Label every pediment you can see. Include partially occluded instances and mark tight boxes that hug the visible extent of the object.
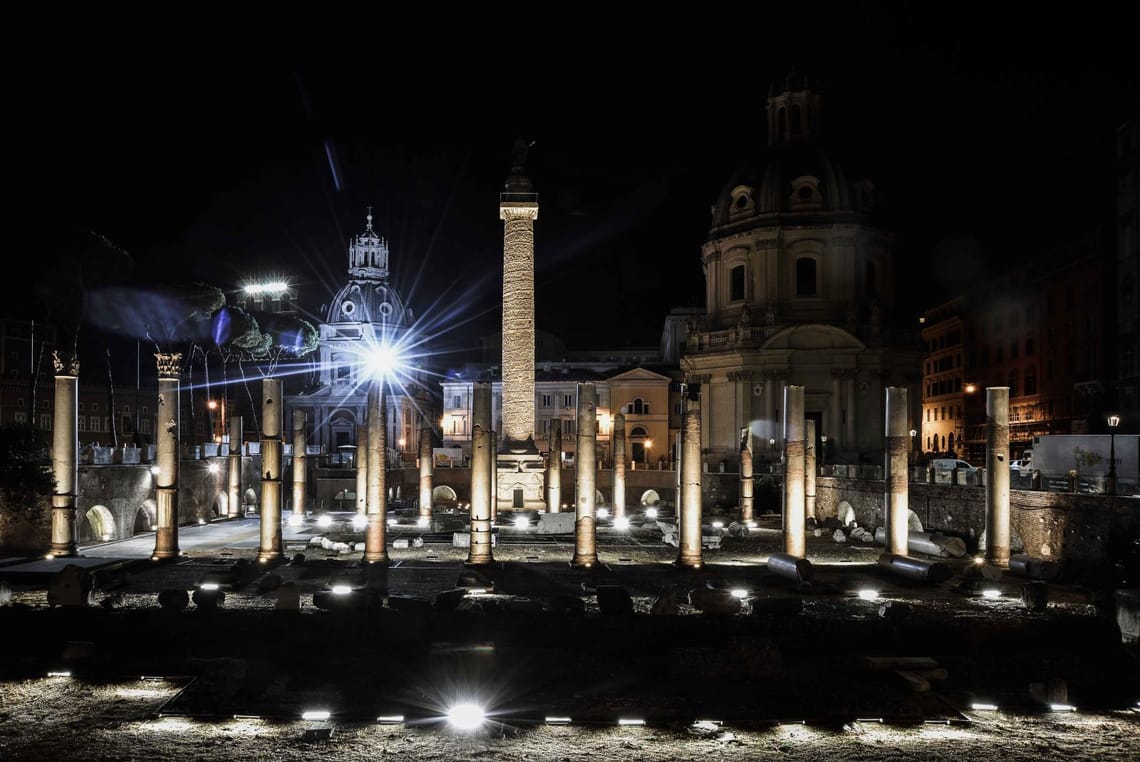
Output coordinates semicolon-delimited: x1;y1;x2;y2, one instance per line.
760;324;864;351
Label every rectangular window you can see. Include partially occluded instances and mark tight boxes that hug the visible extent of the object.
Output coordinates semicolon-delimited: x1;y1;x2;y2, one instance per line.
92;401;99;411
78;416;87;432
564;419;575;436
541;394;552;408
122;415;132;433
78;402;85;412
14;411;26;424
1010;341;1019;359
564;394;574;408
730;264;745;301
41;414;51;429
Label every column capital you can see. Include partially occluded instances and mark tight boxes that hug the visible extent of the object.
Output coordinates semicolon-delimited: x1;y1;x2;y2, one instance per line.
155;352;183;378
52;350;79;377
499;202;539;221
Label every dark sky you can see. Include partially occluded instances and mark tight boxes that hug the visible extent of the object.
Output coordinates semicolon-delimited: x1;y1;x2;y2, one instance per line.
14;7;1139;360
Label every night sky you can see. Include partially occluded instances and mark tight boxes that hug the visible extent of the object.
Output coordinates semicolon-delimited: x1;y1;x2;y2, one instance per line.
14;8;1138;363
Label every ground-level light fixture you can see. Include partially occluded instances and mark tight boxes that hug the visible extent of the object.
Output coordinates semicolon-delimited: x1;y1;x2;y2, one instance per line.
981;588;1002;599
301;709;330;721
376;715;404;724
613;516;630;531
730;588;749;599
971;703;999;711
711;521;724;529
288;513;304;527
317;514;333;528
331;585;353;595
645;507;658;519
513;515;529;529
352;514;368;530
199;582;220;591
447;702;486;731
857;589;880;601
417;516;430;528
618;718;645;726
545;716;572;725
1050;704;1077;712
597;508;610;519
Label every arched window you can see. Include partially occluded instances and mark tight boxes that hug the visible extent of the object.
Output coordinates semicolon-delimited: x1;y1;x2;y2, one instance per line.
633;398;645;415
730;264;745;301
948;433;955;451
795;257;818;296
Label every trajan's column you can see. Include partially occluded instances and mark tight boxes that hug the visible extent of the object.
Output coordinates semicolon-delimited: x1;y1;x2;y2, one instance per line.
497;138;545;511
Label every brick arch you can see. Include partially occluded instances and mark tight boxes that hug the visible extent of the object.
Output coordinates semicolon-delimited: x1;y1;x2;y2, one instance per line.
79;505;117;543
133;499;157;535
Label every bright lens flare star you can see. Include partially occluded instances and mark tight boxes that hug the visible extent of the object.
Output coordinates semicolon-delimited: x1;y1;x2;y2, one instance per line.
366;344;401;378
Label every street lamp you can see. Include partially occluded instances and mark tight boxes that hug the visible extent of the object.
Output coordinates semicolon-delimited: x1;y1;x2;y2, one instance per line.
909;428;917;465
1107;414;1120;496
820;435;828;469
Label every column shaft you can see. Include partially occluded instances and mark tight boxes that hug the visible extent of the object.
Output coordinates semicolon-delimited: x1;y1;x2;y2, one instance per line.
355;424;367;514
546;419;562;513
678;389;704;567
291;409;307;517
419;416;433;523
985;387;1011;567
257;378;284;563
885;387;909;556
227;415;242;518
572;381;598;567
782;385;806;557
613;412;626;519
152;354;182;561
468;381;493;564
364;381;389;564
740;427;754;523
50;368;79;557
804;418;816;521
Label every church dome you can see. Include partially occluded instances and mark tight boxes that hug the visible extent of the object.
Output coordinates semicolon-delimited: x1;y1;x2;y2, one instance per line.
325;211;413;328
709;72;865;232
710;140;855;229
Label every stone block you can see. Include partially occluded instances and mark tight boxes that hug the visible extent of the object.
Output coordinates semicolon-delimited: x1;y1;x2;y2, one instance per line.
596;585;633;616
537;512;575;534
47;564;94;608
1115;588;1140;645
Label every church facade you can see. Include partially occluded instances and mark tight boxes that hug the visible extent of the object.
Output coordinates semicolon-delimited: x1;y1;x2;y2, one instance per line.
286;212;432;470
681;73;923;467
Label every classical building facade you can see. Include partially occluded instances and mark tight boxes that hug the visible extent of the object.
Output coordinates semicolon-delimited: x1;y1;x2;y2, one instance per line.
681;73;923;467
921;238;1112;462
286;212;431;466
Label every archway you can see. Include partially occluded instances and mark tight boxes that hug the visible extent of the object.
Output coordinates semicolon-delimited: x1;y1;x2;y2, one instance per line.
432;485;458;506
133;499;158;535
79;505;117;543
211;492;227;518
243;488;258;510
630;426;649;465
640;489;661;506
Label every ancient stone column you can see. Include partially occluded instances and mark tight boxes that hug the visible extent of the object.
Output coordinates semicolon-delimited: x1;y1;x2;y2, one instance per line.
364;380;389;564
227;415;242;518
782;385;806;558
291;409;307;519
613;412;627;520
572;381;598;568
677;386;703;568
489;425;498;521
151;352;183;561
496;144;545;509
499;168;539;450
885;387;909;556
256;377;284;563
49;352;79;558
804;419;816;522
985;386;1011;568
419;415;433;525
468;381;494;565
546;418;562;513
739;426;754;524
355;424;367;515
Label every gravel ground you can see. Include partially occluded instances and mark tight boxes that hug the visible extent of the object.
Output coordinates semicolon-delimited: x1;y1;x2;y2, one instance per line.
2;517;1139;760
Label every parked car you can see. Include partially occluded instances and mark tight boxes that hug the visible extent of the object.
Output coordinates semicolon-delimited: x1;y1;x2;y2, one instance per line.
932;458;979;473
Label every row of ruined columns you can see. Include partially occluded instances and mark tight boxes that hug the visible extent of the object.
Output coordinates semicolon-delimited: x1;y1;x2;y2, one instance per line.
47;355;1015;572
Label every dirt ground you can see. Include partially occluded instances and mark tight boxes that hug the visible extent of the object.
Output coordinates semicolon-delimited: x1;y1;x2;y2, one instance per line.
2;517;1139;760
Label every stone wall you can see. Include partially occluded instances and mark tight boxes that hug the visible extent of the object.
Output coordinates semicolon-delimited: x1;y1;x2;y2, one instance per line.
4;457;1134;571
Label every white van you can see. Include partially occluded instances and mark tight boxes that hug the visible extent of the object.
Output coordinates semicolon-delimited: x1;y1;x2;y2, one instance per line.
932;458;979;473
